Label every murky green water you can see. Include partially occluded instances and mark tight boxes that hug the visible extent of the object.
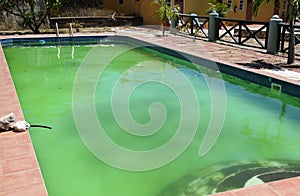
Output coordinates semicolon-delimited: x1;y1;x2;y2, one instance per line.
4;43;300;196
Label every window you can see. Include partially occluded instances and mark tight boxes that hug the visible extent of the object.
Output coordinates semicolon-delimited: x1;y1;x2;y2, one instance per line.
165;0;171;6
118;0;124;5
227;0;232;9
239;0;244;10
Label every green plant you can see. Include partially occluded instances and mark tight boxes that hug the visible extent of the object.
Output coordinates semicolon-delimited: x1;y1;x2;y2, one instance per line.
151;0;180;36
205;0;230;17
0;0;61;33
252;0;281;16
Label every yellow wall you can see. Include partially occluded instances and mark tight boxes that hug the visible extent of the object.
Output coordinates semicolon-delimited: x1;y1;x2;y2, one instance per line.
103;0;160;25
225;0;285;21
139;0;161;25
253;1;275;21
225;0;246;20
103;0;287;25
253;0;287;21
183;0;210;16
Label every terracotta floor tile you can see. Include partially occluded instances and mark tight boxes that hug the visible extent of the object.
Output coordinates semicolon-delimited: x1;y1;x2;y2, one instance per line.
0;133;30;149
0;184;47;196
2;156;39;174
0;43;47;195
232;184;278;196
0;144;32;160
268;177;300;195
0;169;44;193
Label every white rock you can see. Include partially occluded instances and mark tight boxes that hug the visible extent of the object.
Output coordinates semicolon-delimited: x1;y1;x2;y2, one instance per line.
13;121;30;132
0;113;16;131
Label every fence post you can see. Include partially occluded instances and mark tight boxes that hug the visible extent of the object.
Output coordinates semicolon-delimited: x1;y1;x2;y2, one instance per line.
208;10;219;42
267;15;282;54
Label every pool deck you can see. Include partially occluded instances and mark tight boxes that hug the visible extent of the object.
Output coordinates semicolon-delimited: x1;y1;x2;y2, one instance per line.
0;46;48;195
0;27;300;195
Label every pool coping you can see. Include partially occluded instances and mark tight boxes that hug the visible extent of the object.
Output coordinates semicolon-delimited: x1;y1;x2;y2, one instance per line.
0;31;300;195
0;44;48;195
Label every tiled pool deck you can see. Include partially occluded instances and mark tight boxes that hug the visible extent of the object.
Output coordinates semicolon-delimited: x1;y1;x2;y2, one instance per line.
0;45;47;195
0;27;300;195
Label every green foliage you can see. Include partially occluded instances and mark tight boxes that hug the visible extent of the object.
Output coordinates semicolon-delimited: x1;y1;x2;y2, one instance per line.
252;0;265;16
0;0;61;33
152;0;180;25
290;0;300;17
252;0;281;16
49;0;62;14
205;0;230;17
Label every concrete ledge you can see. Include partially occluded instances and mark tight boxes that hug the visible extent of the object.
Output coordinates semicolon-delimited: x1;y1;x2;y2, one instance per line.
49;16;143;29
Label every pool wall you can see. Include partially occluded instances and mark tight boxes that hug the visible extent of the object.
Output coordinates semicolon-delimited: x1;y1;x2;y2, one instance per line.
2;35;299;98
124;36;300;98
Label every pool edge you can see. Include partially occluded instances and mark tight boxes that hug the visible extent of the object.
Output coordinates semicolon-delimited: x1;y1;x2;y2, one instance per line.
0;43;48;196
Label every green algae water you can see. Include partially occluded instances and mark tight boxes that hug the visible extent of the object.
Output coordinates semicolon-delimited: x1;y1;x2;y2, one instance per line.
4;43;300;195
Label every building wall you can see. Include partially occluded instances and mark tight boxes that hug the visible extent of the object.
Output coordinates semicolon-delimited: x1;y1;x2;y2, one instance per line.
224;0;285;21
103;0;136;15
226;0;246;20
139;0;161;25
253;2;275;21
183;0;210;16
103;0;287;25
103;0;160;25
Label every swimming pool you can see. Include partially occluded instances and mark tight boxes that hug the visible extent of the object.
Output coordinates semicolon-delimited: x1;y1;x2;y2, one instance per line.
3;37;300;195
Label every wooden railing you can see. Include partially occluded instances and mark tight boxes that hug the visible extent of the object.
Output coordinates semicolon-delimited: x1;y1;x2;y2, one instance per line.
174;14;300;55
176;14;209;38
216;18;269;49
279;23;300;52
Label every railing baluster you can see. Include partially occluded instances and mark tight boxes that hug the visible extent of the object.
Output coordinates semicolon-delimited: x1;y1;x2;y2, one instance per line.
238;22;242;44
177;13;209;38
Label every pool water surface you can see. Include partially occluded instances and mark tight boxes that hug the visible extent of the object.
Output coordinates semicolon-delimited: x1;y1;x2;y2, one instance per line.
4;42;300;195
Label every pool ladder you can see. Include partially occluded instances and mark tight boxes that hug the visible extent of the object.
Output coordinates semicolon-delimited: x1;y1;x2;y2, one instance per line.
55;23;75;59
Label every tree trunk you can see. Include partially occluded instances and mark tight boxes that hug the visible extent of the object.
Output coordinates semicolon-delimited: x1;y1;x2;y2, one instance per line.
161;23;165;36
273;0;280;15
287;4;295;64
287;19;295;64
246;0;252;20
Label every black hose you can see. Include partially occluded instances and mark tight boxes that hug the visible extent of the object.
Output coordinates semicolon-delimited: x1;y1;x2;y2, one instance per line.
30;125;52;129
